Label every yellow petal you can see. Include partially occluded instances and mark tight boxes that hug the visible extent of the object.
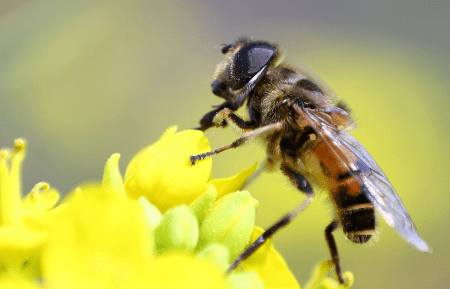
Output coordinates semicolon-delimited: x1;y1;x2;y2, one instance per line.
303;260;354;289
42;186;153;289
242;227;301;289
124;127;212;212
227;272;264;289
124;126;178;191
0;221;47;279
0;271;43;289
209;162;257;200
303;260;333;289
146;253;226;289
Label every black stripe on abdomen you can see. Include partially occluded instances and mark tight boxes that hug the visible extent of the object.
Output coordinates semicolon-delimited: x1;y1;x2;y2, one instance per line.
340;206;375;243
334;185;376;244
334;184;372;209
341;207;375;233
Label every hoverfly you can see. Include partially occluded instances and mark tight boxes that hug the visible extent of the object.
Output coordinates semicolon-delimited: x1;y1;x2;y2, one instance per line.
190;37;431;283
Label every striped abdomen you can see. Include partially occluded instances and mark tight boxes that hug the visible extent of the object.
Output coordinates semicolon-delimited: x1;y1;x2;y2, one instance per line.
333;180;375;243
306;141;376;243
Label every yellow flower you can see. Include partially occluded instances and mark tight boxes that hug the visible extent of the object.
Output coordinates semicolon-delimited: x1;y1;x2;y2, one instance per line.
41;184;227;289
303;260;354;289
39;152;229;288
0;130;354;288
123;126;257;212
0;273;43;289
120;127;350;288
241;227;302;289
0;139;59;285
241;228;354;289
42;185;151;288
146;253;226;289
98;130;293;288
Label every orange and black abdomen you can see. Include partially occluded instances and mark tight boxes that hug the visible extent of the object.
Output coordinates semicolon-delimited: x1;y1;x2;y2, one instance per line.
310;141;375;243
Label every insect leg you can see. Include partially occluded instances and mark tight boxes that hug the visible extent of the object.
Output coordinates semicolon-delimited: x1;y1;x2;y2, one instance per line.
227;165;314;273
325;220;345;284
214;108;259;133
190;122;283;165
194;101;239;131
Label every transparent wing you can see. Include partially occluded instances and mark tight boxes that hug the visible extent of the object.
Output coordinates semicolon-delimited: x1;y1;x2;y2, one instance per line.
297;105;431;253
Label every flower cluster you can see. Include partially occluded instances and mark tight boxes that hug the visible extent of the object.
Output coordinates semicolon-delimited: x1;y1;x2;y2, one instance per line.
0;127;353;289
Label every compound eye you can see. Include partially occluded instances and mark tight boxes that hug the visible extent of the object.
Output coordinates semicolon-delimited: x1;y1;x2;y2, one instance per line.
227;43;277;91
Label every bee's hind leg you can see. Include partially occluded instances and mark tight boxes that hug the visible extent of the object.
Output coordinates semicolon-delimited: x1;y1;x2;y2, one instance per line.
325;220;345;284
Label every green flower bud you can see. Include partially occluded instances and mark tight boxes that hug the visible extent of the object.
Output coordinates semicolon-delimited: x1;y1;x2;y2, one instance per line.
155;205;199;252
196;191;258;261
227;272;264;289
196;243;230;272
137;196;163;230
189;184;217;224
137;196;162;255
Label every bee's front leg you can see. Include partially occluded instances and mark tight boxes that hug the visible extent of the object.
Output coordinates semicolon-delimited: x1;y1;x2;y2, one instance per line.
194;105;229;131
213;107;259;134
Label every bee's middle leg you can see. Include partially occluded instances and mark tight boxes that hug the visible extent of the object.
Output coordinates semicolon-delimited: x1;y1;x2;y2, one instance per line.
226;164;314;273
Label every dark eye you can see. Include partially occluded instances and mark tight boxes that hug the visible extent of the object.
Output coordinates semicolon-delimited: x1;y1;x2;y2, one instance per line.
227;43;277;90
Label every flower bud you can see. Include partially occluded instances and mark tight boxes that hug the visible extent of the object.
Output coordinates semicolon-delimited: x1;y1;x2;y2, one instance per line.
137;196;163;230
227;272;264;289
196;191;258;261
189;184;217;224
197;243;229;272
124;127;212;213
101;153;126;197
155;205;199;252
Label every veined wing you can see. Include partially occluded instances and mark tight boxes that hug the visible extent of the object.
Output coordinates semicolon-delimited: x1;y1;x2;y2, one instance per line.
296;105;431;253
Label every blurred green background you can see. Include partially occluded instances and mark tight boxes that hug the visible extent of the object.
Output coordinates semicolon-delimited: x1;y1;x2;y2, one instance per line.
1;0;449;288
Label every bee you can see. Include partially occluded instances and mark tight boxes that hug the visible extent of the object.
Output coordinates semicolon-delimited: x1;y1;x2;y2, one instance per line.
190;37;431;283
